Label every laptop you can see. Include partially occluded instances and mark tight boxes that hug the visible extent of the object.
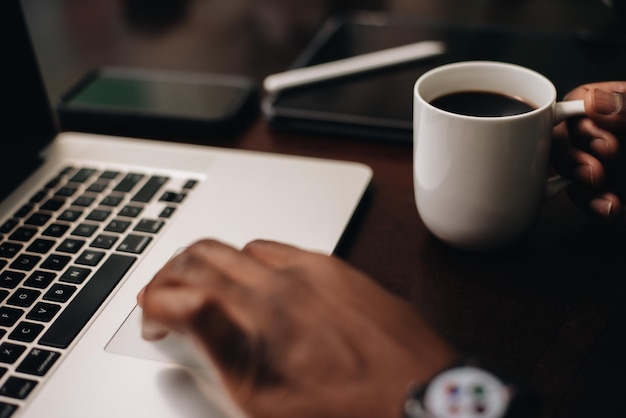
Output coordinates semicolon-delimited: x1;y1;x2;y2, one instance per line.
0;1;372;417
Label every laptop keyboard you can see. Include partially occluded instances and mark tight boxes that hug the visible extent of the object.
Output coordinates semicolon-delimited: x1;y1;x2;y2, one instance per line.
0;165;199;417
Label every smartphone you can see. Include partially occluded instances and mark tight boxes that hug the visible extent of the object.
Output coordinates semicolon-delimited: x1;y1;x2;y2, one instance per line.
263;12;626;143
58;67;257;140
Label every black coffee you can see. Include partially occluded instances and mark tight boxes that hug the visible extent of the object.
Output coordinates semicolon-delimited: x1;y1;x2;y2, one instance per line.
430;90;536;117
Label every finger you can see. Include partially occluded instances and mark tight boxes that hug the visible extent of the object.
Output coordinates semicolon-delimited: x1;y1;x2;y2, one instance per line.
147;240;257;294
141;318;171;341
136;286;146;308
242;239;316;269
585;87;626;132
566;117;620;160
551;140;606;188
183;239;276;288
140;284;260;380
141;241;261;339
137;286;174;340
140;286;198;341
141;284;254;346
567;186;625;225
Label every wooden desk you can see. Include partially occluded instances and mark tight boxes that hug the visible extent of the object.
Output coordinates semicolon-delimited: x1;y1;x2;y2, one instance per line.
23;1;626;416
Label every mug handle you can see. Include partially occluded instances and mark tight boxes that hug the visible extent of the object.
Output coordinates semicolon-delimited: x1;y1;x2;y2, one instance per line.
545;99;587;198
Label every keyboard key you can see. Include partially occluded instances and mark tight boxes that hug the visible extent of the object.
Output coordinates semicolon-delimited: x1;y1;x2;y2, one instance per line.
40;198;66;212
114;173;144;193
0;376;37;399
57;208;83;222
8;227;38;242
27;302;61;322
100;170;119;179
86;181;108;193
9;254;41;271
98;171;119;181
91;234;118;250
9;321;44;343
86;209;111;222
117;234;152;254
72;195;96;207
24;212;50;226
44;176;62;189
24;271;56;289
55;186;77;197
42;223;69;237
0;307;24;327
26;238;55;254
0;242;23;259
0;271;26;289
75;250;105;267
60;266;91;284
0;342;26;364
68;168;96;183
0;401;18;417
14;203;34;219
131;176;168;203
71;223;98;237
43;284;77;303
39;254;136;348
0;218;18;234
105;219;131;233
134;219;164;234
118;205;143;218
183;179;198;189
17;348;61;376
159;191;186;203
100;195;124;207
0;290;8;303
30;189;49;203
159;206;176;218
6;288;41;308
40;254;71;271
57;238;86;254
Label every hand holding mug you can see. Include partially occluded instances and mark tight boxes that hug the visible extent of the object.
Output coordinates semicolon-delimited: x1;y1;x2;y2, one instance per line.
413;61;587;251
551;81;626;229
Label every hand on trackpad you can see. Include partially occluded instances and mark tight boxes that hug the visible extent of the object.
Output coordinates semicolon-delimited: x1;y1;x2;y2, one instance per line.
106;305;212;370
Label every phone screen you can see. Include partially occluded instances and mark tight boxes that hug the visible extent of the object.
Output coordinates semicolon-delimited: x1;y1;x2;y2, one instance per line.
66;69;253;121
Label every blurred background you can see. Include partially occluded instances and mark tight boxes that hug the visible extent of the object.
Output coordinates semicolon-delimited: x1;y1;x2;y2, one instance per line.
21;0;626;109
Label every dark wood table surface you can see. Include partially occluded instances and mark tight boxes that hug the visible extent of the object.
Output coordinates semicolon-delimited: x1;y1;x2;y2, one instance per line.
22;0;626;416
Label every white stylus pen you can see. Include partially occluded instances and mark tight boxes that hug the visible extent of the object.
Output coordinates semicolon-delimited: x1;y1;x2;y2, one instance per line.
263;40;446;93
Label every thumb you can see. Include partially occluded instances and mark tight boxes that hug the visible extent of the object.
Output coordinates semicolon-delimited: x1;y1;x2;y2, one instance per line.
585;88;626;131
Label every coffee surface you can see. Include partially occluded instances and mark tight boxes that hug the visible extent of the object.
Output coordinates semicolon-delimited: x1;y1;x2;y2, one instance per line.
430;91;536;117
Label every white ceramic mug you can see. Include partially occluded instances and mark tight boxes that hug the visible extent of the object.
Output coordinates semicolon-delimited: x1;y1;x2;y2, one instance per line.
413;61;586;251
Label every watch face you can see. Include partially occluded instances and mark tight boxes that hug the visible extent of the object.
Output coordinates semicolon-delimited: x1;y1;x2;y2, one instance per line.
423;367;509;418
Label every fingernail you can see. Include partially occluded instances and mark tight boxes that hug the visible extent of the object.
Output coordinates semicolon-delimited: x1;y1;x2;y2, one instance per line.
141;319;170;341
593;89;623;115
590;198;613;218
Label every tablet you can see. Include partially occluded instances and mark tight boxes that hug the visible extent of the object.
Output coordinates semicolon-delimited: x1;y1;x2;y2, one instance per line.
262;12;626;143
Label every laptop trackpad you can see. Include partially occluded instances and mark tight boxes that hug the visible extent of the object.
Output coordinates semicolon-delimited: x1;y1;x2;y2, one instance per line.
106;305;211;370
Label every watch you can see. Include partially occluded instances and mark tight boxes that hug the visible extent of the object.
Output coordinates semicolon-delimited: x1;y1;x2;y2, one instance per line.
403;361;518;418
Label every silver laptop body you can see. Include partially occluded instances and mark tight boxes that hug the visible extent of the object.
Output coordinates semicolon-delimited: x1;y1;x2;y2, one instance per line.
0;2;371;416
